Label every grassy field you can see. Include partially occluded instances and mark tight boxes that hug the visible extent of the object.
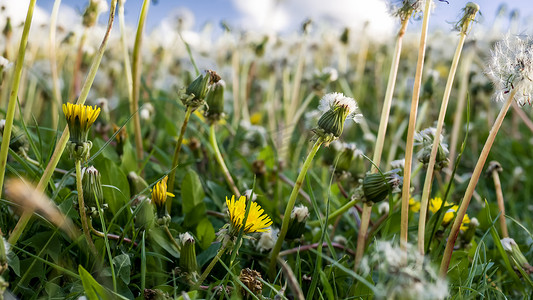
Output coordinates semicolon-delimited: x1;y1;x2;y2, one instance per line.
0;0;532;299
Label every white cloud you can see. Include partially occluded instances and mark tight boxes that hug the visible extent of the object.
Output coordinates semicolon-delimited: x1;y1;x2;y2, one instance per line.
231;0;395;38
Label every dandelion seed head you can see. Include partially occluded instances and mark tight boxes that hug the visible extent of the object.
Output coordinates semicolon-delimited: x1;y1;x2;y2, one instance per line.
290;205;309;222
318;92;363;123
486;35;533;105
501;237;516;252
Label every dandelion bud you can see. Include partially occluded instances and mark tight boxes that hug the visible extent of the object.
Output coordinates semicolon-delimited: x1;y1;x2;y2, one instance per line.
2;17;12;40
414;127;449;170
181;70;219;109
362;169;402;204
151;176;174;224
0;56;12;77
335;143;358;175
179;232;198;275
204;80;225;123
501;237;533;273
63;103;100;162
256;228;278;252
314;93;362;145
82;166;104;217
239;268;263;296
340;27;349;45
286;205;309;240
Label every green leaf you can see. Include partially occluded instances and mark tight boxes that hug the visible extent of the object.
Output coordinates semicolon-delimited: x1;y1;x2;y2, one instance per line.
176;290;198;300
181;169;205;214
196;218;215;250
78;265;113;300
113;254;131;284
7;251;20;276
148;227;180;258
120;141;137;174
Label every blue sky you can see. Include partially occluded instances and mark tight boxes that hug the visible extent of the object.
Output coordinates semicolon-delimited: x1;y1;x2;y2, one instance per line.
35;0;533;35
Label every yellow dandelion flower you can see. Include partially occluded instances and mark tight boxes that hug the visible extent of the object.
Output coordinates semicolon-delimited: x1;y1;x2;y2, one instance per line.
428;197;454;214
151;176;175;209
62;103;101;144
226;195;272;234
460;214;471;232
442;205;459;225
409;198;421;213
250;112;262;125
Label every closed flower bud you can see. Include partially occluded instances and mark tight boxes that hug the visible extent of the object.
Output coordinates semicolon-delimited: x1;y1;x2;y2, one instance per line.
179;232;198;275
501;237;533;273
362;169;402;204
82;0;108;28
286;205;309;240
181;70;219;109
0;234;9;274
415;127;449;170
335;143;360;175
82;166;104;216
314;93;362;145
2;17;12;40
205;80;225;123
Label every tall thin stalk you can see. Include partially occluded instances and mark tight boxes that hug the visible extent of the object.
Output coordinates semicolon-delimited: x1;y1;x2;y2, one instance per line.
209;124;240;197
48;0;62;130
354;202;372;270
167;106;194;204
268;139;323;277
446;50;474;182
119;0;134;123
371;18;409;172
131;0;150;169
418;17;474;253
440;88;517;276
8;0;118;245
400;0;432;246
0;0;36;197
75;160;97;254
489;162;508;238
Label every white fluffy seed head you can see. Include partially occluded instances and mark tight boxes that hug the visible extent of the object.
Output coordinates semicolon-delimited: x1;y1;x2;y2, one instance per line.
318;92;363;123
486;35;533;106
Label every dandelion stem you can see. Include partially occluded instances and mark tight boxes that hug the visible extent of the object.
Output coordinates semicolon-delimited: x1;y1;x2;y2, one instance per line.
268;138;323;278
194;241;229;288
418;28;468;254
371;18;409;172
89;219;138;246
119;0;134;130
400;0;432;247
167;105;194;203
7;0;117;246
209;124;240;197
308;198;358;227
491;166;508;238
354;202;372;270
440;88;517;277
75;159;97;254
0;0;36;198
447;50;474;182
131;0;150;170
48;0;62;130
